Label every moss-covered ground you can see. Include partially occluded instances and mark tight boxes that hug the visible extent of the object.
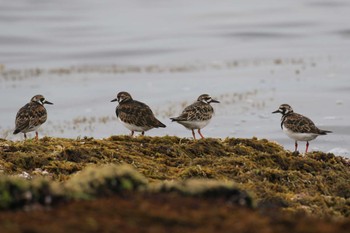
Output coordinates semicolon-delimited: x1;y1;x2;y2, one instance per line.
0;136;349;232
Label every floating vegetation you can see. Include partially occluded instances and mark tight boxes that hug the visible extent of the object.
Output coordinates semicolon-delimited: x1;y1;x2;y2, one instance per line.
0;56;321;81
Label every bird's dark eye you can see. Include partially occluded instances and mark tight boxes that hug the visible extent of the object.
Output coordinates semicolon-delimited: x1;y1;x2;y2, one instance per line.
40;98;45;102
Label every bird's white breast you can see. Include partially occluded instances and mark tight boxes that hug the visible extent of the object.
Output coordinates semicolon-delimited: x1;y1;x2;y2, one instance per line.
118;117;151;132
176;120;211;130
282;127;319;141
22;124;41;133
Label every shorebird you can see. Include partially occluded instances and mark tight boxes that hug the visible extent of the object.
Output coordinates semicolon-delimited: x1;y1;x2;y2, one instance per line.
272;104;332;153
13;94;53;140
170;94;219;139
111;91;166;136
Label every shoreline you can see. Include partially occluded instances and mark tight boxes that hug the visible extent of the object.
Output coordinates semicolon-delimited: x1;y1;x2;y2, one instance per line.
0;136;349;232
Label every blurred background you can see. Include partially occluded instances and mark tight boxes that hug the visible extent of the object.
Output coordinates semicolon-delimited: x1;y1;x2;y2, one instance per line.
0;0;349;156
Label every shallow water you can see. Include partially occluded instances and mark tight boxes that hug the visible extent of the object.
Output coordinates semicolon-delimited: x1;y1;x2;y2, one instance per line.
0;0;349;157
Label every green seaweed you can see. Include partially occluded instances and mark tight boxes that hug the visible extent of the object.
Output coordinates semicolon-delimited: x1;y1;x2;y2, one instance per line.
64;164;148;199
0;136;349;218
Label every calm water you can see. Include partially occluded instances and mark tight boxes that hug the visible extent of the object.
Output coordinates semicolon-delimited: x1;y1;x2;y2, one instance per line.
0;0;349;157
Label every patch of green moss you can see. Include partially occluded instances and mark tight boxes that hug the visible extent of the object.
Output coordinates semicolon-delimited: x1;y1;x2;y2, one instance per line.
0;136;349;218
44;160;83;179
182;138;228;158
0;176;29;209
150;179;254;208
224;137;284;155
64;164;148;199
0;164;255;211
0;176;61;210
179;165;217;179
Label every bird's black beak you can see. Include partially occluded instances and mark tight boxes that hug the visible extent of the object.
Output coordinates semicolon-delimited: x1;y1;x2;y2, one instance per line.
211;99;220;103
111;98;118;102
272;110;280;114
44;100;53;105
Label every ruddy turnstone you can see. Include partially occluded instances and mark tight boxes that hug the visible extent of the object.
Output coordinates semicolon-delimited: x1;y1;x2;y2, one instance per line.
170;94;219;139
272;104;332;153
111;91;166;136
13;94;53;140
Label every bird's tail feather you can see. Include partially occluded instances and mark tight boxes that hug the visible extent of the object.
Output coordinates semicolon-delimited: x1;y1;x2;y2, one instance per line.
13;129;21;134
319;130;332;135
156;120;166;128
170;117;182;122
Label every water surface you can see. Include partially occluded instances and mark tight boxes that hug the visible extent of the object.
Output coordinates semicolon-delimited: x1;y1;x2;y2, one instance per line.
0;0;349;157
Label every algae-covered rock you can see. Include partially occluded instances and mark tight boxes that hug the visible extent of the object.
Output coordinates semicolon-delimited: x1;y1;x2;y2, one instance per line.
0;176;61;210
150;179;254;208
0;176;29;209
0;136;349;218
64;164;148;199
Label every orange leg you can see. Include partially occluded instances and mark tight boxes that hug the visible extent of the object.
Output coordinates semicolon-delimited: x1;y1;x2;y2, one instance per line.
35;132;39;140
305;141;309;153
198;129;205;139
191;129;196;140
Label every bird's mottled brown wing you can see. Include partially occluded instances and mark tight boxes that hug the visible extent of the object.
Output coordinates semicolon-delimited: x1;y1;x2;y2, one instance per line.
14;103;31;133
117;100;165;128
283;113;321;134
15;103;47;133
172;102;214;121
